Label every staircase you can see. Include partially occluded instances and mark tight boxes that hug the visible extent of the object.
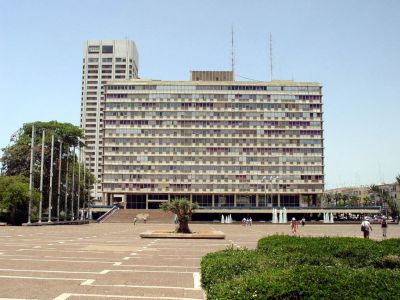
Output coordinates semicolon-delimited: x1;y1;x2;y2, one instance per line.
103;209;175;223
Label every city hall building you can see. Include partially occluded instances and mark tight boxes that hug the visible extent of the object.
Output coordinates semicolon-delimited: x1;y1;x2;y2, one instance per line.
102;71;324;212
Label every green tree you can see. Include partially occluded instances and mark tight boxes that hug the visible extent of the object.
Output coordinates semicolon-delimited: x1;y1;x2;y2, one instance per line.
0;176;39;224
369;185;399;218
160;198;199;233
349;195;360;206
1;121;94;221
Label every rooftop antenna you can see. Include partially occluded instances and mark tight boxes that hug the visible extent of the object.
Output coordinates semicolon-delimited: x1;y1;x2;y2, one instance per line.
269;32;273;81
231;26;235;80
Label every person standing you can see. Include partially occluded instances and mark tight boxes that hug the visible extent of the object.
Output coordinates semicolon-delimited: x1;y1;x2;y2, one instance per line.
301;217;306;227
361;217;373;239
381;217;388;238
133;217;137;226
290;218;298;234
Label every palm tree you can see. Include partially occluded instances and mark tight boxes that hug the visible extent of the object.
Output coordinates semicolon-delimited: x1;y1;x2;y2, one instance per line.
369;185;399;218
160;198;199;233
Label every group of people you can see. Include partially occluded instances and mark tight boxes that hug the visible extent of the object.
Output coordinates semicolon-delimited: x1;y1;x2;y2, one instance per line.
242;217;252;226
361;217;388;239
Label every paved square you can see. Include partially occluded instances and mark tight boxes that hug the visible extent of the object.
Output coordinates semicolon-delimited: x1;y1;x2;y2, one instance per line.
0;222;399;299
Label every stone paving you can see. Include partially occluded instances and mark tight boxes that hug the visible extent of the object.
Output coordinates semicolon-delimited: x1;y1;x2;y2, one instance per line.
0;222;399;300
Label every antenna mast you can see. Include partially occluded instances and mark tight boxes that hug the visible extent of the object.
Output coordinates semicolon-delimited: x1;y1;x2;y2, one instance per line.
231;26;235;79
269;32;273;81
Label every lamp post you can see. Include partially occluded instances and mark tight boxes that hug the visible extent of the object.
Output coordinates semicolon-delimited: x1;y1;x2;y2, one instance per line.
28;124;35;224
262;176;280;207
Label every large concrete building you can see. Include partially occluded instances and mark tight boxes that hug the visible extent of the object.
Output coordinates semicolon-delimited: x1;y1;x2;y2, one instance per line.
80;40;139;200
101;71;325;211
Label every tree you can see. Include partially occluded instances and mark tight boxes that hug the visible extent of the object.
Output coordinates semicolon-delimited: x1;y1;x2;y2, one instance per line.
160;198;199;233
369;185;399;218
0;175;39;224
1;121;94;221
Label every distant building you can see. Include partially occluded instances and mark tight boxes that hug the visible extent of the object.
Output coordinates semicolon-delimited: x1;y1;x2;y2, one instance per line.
80;40;139;200
102;71;324;210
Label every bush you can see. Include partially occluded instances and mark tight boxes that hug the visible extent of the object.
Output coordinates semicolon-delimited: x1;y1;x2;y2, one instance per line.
201;248;267;294
207;266;400;300
201;235;400;299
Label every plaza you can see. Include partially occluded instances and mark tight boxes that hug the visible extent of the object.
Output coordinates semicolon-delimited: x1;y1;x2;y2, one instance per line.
0;223;399;299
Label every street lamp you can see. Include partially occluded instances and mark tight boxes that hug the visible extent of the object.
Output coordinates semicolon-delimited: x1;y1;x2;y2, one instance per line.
262;176;280;207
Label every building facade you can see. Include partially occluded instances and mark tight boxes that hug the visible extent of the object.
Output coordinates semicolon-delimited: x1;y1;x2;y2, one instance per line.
102;72;324;209
80;40;139;200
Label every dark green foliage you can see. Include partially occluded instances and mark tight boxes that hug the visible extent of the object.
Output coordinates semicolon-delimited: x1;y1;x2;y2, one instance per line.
201;235;400;299
160;198;198;233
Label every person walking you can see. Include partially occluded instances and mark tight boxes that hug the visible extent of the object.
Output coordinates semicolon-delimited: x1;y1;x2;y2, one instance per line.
381;217;388;238
301;217;306;227
290;217;298;234
361;217;373;239
133;217;137;226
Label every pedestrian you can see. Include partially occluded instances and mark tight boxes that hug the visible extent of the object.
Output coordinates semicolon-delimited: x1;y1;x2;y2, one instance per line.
144;216;147;224
242;218;246;226
133;217;137;226
290;217;298;234
361;217;373;239
301;217;306;227
381;217;388;238
249;217;252;226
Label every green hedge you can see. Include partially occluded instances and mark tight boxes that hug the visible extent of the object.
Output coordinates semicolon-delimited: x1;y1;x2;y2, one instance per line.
201;235;400;299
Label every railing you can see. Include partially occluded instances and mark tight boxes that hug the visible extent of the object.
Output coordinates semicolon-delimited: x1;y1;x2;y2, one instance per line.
97;205;119;223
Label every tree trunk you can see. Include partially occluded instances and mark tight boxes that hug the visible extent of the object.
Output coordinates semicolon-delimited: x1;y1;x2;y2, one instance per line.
177;219;191;233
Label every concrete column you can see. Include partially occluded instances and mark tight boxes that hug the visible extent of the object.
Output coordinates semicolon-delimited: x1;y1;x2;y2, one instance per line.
145;194;149;209
190;194;193;203
278;194;281;208
122;194;127;209
168;194;171;201
212;194;215;207
234;194;237;207
256;194;259;207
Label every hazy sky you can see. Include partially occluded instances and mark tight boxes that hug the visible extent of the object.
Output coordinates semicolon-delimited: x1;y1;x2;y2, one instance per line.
0;0;399;189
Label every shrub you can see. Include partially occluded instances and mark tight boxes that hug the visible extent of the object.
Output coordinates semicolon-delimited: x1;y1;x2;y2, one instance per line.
208;266;400;300
202;235;400;299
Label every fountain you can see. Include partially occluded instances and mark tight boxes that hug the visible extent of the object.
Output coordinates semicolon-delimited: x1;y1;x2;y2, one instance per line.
221;215;225;224
283;207;287;223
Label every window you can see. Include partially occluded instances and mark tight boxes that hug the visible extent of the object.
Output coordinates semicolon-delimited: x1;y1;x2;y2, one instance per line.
102;45;113;53
88;46;99;53
102;58;112;63
88;58;98;63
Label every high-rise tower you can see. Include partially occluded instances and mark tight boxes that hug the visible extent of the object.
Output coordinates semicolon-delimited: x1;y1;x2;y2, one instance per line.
80;40;139;201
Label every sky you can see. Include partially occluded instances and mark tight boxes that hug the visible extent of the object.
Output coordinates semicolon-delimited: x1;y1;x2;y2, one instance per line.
0;0;399;189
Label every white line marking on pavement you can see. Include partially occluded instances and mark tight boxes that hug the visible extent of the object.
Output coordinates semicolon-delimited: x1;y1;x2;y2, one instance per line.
99;270;110;274
83;283;200;291
193;272;201;290
0;298;39;300
33;246;41;249
54;293;202;300
105;269;195;274
81;279;96;285
114;264;199;269
0;268;105;275
113;262;122;266
130;252;137;255
0;258;117;264
123;257;130;260
53;294;72;300
0;275;89;282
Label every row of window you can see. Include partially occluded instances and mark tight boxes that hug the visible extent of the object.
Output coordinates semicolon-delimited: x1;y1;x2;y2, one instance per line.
104;154;322;163
104;165;323;172
103;126;322;136
105;101;321;110
102;119;321;128
106;85;321;92
104;111;322;119
103;182;323;191
105;93;321;102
